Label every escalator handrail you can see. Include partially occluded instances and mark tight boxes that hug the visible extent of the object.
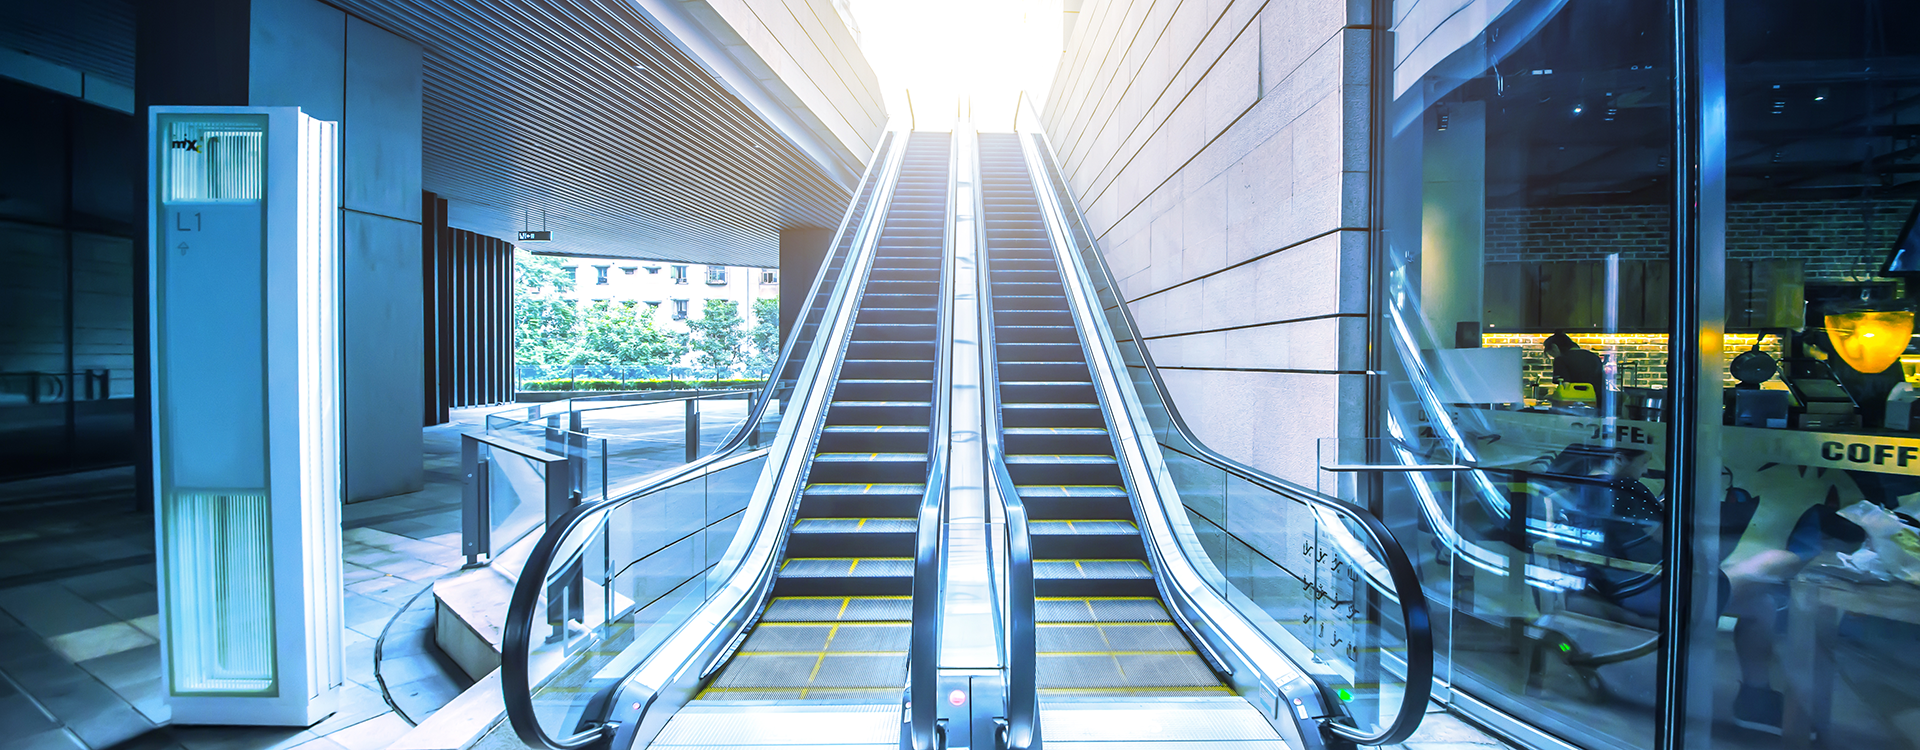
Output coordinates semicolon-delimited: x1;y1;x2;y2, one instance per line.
988;451;1039;750
501;131;899;750
908;130;958;750
973;134;1039;750
1017;123;1433;747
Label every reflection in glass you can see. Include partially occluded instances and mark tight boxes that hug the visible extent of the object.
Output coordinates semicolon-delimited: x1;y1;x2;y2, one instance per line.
1712;4;1920;749
1381;0;1675;747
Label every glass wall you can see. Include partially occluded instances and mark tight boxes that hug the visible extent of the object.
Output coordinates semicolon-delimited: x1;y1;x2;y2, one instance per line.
1379;1;1676;749
1378;0;1920;749
0;78;140;480
1705;3;1920;749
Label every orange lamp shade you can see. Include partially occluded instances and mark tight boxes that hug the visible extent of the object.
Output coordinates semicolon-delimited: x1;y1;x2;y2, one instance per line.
1824;310;1915;374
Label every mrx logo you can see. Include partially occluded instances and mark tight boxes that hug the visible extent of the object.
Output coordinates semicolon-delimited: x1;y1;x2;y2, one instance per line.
170;138;200;152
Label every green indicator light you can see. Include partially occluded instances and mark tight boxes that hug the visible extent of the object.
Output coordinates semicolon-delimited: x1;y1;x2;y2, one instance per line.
1560;643;1572;653
1337;689;1353;701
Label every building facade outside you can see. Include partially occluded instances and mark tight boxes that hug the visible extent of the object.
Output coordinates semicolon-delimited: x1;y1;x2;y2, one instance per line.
553;258;778;330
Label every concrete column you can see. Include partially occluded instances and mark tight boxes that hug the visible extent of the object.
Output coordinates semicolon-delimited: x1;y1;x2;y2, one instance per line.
139;0;425;502
778;226;833;345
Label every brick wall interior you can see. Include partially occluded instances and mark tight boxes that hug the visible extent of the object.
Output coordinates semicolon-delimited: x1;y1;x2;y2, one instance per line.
1485;198;1913;281
1480;332;1783;394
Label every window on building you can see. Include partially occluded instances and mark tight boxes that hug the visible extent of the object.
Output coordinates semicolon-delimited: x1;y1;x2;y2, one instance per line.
645;265;661;274
621;266;637;275
705;266;728;285
671;299;688;320
593;266;609;285
761;270;778;284
671;265;688;284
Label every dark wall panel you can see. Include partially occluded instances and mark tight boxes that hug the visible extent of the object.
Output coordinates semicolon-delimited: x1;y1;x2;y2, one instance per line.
422;191;513;424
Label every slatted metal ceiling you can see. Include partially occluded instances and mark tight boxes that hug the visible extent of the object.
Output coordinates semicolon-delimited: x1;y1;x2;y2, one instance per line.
331;0;856;267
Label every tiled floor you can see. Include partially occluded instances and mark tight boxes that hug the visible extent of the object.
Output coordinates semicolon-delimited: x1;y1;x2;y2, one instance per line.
0;408;489;750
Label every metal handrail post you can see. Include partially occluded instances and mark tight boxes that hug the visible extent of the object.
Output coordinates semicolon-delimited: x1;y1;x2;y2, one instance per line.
461;433;490;566
685;397;700;462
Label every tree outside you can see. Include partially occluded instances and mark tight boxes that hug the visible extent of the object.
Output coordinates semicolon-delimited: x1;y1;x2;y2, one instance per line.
747;298;780;374
687;299;747;380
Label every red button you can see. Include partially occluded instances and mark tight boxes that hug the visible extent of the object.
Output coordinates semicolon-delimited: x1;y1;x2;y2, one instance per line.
948;689;967;706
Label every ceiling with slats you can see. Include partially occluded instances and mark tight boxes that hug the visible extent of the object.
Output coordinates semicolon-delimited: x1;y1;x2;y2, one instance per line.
331;0;859;267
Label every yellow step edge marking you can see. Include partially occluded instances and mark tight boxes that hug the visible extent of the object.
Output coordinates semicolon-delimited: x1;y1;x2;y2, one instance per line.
735;650;908;657
1036;650;1201;657
1037;686;1233;694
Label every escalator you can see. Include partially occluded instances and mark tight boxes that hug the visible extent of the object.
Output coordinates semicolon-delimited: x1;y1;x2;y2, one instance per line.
978;132;1289;745
980;134;1226;703
646;132;952;745
499;122;1432;750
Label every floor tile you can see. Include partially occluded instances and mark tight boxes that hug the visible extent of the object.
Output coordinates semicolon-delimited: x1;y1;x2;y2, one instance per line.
168;726;315;750
343;597;397;638
278;737;347;750
306;682;389;737
0;729;86;750
0;584;119;639
55;570;152;602
318;712;408;750
64;701;153;749
0;686;59;734
77;644;161;690
46;622;156;664
127;615;161;639
93;591;158;620
340;565;382;585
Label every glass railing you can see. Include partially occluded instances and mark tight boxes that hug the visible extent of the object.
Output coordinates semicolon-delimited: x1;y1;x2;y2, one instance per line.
498;131;899;750
1022;127;1434;746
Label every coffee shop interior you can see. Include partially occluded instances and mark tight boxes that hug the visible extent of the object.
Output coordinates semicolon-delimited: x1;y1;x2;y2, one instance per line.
1370;0;1920;749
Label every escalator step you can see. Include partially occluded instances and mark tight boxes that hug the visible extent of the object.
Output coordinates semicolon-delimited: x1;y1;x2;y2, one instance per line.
1030;520;1137;535
780;557;913;578
1014;485;1128;497
792;518;917;534
1035;559;1153;580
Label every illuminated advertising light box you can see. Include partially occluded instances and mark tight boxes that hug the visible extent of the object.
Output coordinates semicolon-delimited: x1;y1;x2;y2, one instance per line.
148;107;342;726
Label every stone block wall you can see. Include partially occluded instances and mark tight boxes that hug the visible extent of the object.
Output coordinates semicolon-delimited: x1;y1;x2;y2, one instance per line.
1040;0;1371;487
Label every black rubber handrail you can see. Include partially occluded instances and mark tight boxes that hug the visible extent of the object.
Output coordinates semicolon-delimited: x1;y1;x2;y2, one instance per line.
1025;131;1434;747
974;136;1039;749
908;130;957;750
501;132;897;750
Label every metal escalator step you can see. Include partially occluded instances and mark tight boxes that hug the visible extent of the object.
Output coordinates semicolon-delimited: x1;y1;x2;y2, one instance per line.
804;483;925;495
1006;454;1118;465
1004;426;1105;434
811;452;926;462
1030;519;1138;535
1001;402;1099;410
1035;559;1153;580
761;595;911;622
1036;597;1174;624
791;518;917;534
1015;485;1128;497
780;558;913;578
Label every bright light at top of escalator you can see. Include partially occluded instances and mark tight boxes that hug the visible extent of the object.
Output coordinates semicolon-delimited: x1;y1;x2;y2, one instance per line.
852;0;1064;130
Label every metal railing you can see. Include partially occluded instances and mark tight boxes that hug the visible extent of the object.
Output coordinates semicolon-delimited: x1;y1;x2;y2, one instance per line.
461;389;764;567
1017;118;1434;746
